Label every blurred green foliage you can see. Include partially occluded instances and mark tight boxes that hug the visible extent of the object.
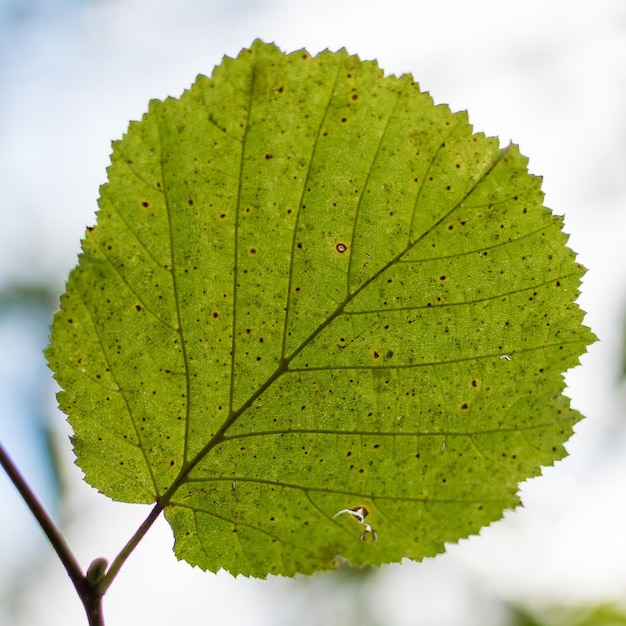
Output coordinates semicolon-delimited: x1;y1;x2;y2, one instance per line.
510;603;626;626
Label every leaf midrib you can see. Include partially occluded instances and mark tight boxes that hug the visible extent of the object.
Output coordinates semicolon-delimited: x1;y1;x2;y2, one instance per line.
154;50;511;511
158;149;512;510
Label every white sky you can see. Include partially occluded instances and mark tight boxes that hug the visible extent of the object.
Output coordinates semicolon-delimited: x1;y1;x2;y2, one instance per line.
1;0;625;624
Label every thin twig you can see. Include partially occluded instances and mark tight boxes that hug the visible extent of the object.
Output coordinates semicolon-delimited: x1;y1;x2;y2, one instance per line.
0;441;85;587
0;441;104;624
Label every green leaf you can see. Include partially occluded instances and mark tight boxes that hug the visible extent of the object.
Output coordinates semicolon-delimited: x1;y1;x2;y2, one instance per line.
46;40;595;577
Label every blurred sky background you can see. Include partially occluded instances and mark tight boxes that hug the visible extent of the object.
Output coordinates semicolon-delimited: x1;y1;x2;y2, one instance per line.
0;0;625;624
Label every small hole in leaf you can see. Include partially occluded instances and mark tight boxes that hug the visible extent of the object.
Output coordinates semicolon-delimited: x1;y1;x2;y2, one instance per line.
336;242;348;254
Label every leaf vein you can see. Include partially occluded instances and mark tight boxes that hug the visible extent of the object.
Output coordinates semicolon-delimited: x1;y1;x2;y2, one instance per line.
219;418;576;442
407;142;511;253
74;283;158;494
280;56;345;360
183;476;507;505
407;118;465;243
105;196;167;272
229;58;257;413
287;338;588;372
157;117;193;466
344;272;579;316
346;89;404;294
173;502;320;557
97;246;178;331
397;224;557;264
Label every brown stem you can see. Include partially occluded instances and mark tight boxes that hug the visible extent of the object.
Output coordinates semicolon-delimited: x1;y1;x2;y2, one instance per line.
84;591;105;626
0;441;104;625
0;442;84;583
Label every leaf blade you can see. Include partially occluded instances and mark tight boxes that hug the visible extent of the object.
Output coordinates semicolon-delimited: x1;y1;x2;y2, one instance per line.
46;40;595;576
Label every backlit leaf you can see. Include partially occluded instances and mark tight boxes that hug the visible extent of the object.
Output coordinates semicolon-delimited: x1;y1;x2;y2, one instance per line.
46;40;595;577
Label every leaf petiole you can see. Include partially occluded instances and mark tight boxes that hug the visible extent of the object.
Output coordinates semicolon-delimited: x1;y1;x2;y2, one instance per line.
96;500;164;594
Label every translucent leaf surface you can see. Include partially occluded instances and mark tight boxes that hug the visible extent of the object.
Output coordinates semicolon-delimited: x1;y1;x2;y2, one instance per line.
46;40;595;577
